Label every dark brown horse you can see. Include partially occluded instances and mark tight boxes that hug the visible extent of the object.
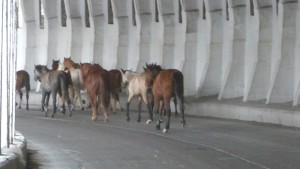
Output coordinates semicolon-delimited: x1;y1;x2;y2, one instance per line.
16;70;30;110
52;59;60;70
108;69;123;114
145;63;186;133
80;63;110;122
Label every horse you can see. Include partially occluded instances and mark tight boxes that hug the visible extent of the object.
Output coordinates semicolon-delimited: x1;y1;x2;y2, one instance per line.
63;57;86;111
80;63;110;122
16;70;30;110
120;69;153;123
144;63;186;133
108;69;123;114
52;59;60;70
34;65;72;117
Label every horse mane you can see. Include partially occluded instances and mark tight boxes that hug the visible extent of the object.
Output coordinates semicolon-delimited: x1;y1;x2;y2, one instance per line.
145;63;162;77
35;65;50;72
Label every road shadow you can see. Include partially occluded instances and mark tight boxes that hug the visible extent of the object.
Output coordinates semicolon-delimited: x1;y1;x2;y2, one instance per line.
26;149;42;169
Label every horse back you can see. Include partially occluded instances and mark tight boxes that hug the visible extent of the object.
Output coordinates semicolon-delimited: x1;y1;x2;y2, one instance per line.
153;69;184;98
16;70;30;91
109;69;122;92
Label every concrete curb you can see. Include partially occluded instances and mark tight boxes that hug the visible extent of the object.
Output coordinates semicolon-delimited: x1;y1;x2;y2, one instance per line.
0;131;27;169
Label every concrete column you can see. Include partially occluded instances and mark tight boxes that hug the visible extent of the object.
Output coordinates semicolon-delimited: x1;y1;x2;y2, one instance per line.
219;0;246;99
91;0;105;64
173;0;186;70
80;0;94;63
294;1;300;106
35;0;49;65
149;0;163;65
196;0;211;97
267;0;298;103
69;0;83;63
198;0;223;97
246;1;272;101
102;0;119;69
243;0;259;102
135;0;152;71
182;0;199;96
114;0;129;69
56;0;72;61
1;0;17;148
16;0;27;71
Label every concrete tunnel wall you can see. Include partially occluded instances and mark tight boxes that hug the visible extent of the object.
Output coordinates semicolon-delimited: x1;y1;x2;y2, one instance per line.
16;0;300;106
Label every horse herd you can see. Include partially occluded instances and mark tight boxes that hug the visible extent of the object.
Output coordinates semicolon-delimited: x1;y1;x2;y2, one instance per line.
16;58;186;133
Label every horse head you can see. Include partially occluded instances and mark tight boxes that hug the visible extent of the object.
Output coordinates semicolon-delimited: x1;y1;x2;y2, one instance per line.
34;65;48;82
52;59;60;70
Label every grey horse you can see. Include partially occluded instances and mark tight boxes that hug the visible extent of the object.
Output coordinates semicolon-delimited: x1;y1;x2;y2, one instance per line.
34;65;72;117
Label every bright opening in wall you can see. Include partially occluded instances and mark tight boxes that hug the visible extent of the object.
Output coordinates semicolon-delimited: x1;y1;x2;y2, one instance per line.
39;0;45;29
276;0;279;16
155;0;159;22
178;0;182;23
132;0;136;26
250;0;254;16
108;0;114;24
202;0;206;20
85;0;90;27
225;0;229;20
61;0;67;27
17;0;24;28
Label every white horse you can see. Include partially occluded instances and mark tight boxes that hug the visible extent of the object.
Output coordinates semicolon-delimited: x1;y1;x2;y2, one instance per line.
121;69;153;123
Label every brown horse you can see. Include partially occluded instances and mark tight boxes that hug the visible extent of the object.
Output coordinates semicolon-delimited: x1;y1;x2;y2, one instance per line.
80;63;110;122
16;70;30;110
108;69;123;114
145;63;186;133
52;59;60;70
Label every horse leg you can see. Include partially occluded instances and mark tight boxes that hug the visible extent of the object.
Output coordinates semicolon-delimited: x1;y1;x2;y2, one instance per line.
89;94;98;121
141;93;152;124
173;97;178;117
100;94;110;123
51;92;57;118
18;90;23;109
45;92;50;112
126;93;134;121
110;93;117;115
26;89;29;110
180;97;186;127
75;88;84;111
137;96;142;122
163;97;171;133
41;91;47;116
153;97;161;130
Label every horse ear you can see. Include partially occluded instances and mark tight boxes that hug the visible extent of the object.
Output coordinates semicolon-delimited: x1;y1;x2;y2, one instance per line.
121;68;125;73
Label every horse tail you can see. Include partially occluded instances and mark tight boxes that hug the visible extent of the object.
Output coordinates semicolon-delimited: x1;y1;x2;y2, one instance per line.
59;72;69;101
24;71;30;92
173;71;184;104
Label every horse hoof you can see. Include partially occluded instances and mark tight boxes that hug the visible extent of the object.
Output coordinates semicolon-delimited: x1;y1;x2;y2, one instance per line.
51;115;54;118
146;119;152;124
137;118;141;123
126;117;130;122
18;106;21;109
26;107;29;110
105;118;109;123
113;112;116;115
162;129;168;133
156;124;160;130
182;121;187;128
69;113;72;117
92;116;98;121
81;107;84;111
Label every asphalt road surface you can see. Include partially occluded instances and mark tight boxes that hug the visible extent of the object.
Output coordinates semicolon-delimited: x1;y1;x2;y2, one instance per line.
16;106;300;169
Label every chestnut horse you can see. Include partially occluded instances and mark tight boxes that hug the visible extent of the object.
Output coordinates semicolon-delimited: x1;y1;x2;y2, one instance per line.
34;65;72;117
80;63;110;122
63;57;86;111
16;70;30;110
120;69;153;123
145;63;186;133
